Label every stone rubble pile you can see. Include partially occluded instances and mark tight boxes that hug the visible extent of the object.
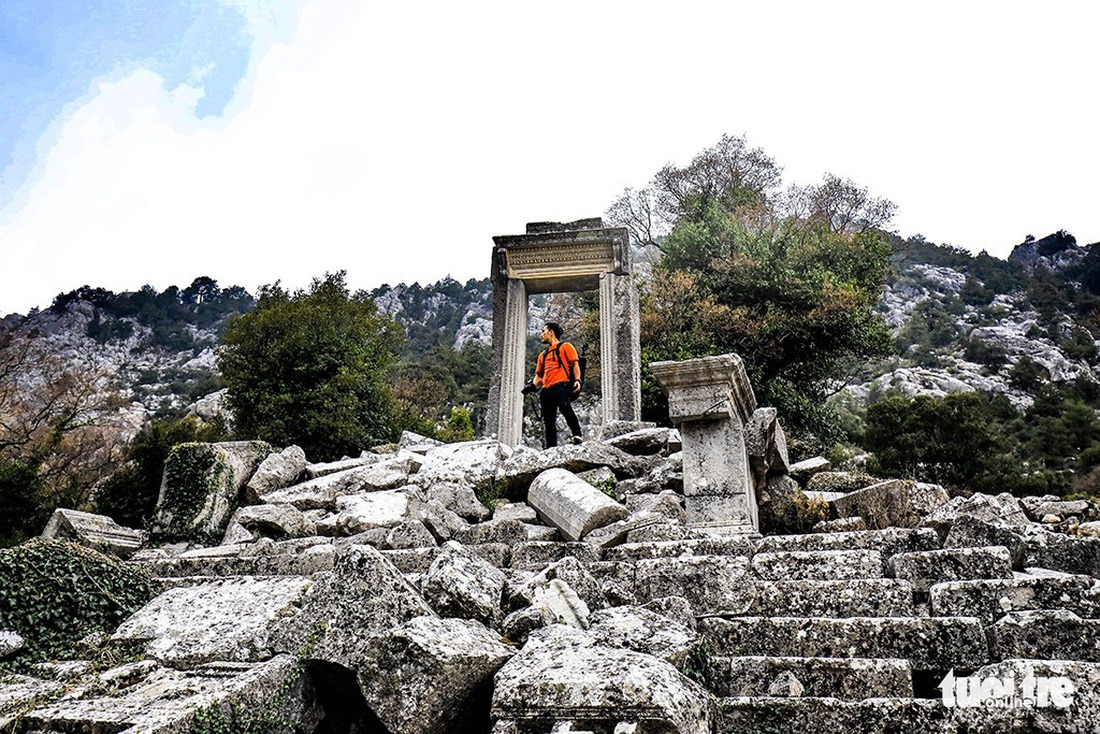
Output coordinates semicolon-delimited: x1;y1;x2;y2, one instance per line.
4;422;1100;734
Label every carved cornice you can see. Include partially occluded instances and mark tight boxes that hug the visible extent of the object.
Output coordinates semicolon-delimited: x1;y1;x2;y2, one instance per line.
504;241;615;281
650;353;757;424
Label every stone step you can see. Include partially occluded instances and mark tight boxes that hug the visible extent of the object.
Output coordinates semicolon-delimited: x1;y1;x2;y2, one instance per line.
603;536;755;562
705;655;913;699
756;527;939;558
930;573;1099;624
131;544;335;578
699;616;989;673
989;610;1100;662
751;549;884;580
888;546;1013;592
634;555;754;615
509;541;599;571
1024;528;1100;578
748;579;920;618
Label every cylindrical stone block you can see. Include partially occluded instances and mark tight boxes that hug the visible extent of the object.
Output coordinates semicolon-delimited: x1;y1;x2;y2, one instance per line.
528;468;629;541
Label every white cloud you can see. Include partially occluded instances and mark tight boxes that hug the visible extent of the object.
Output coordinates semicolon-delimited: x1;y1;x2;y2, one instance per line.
2;0;1099;314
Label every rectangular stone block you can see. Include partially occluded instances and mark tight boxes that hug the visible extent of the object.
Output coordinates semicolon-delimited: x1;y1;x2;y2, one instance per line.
830;479;949;530
930;573;1098;625
888;546;1013;592
757;527;940;558
699;616;990;672
41;509;143;559
750;579;918;618
509;541;600;571
712;655;913;699
751;549;885;581
715;698;954;734
989;609;1100;661
635;555;753;614
604;537;755;562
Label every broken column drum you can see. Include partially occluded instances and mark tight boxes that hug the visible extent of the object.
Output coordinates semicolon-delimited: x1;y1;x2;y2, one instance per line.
650;354;759;534
486;219;642;446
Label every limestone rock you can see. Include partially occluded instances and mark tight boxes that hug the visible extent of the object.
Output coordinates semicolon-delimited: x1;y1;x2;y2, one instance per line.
151;440;274;542
243;445;307;502
262;456;414;510
586;606;696;665
989;609;1100;661
528;468;630;541
752;549;884;581
386;519;438;549
421;541;507;625
812;516;867;533
930;573;1098;625
357;616;515;734
491;626;713;734
943;514;1027;568
398;430;444;452
494;501;538;523
40;508;143;559
413;439;514;488
513;556;608;616
767;670;805;697
924;491;1030;531
454;518;529;546
305;454;385;479
604;427;671;456
425;481;491;522
804;471;878;494
830;479;949;529
270;544;434;668
888;546;1013;592
635;555;754;615
0;630;24;658
333;489;414;535
1023;525;1100;576
232;503;315;539
788;457;832;483
495;443;655;496
111;575;312;665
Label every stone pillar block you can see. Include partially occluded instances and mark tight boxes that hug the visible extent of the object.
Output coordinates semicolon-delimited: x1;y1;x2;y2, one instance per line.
650;354;759;534
528;468;629;541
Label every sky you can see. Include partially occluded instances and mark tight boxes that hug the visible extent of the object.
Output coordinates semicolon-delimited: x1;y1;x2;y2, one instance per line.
1;0;1098;316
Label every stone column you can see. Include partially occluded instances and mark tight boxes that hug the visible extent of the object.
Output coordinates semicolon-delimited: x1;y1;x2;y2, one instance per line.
650;354;759;534
496;279;529;447
599;272;642;425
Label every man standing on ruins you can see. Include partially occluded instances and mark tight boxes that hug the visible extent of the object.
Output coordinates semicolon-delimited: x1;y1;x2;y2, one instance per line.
530;322;583;448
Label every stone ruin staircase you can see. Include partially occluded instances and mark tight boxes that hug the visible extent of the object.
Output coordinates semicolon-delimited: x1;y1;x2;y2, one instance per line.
5;429;1100;734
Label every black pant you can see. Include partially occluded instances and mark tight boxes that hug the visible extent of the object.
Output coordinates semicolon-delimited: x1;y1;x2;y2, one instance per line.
540;382;581;447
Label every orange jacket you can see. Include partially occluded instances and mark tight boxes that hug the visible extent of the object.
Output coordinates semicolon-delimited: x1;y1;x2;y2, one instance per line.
536;342;579;388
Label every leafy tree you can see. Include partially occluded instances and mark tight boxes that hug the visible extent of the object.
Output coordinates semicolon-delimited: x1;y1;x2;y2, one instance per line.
615;135;895;445
218;272;402;461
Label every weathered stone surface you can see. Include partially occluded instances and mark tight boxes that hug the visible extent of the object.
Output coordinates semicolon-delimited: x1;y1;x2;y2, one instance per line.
333;489;414;535
746;408;789;480
757;527;941;557
930;573;1098;625
525;524;559;542
804;471;879;494
604;427;671;456
0;674;65;721
305;454;384;479
243;445;307;502
830;480;950;529
513;557;608;616
261;456;413;510
989;609;1100;661
40;508;143;559
357;616;514;734
385;519;438;549
700;615;990;672
492;626;713;734
581;511;671;550
715;697;953;734
605;536;756;562
422;541;507;625
398;430;444;452
642;596;696;632
380;547;441;574
112;575;312;665
12;657;307;734
133;538;336;578
1022;495;1093;522
494;501;538;523
751;550;884;581
812;516;868;533
455;518;529;546
151;441;273;542
888;546;1013;591
496;443;655;496
942;514;1027;568
425;481;491;522
635;555;754;614
221;521;256;545
414;439;514;488
924;491;1030;530
788;457;832;482
750;579;918;618
713;656;913;700
587;605;696;665
509;541;600;571
232;503;315;539
0;630;24;658
468;542;511;569
270;544;434;668
1023;524;1100;576
528;468;630;541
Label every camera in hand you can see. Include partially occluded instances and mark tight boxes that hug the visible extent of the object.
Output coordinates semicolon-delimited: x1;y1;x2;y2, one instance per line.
521;382;538;396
